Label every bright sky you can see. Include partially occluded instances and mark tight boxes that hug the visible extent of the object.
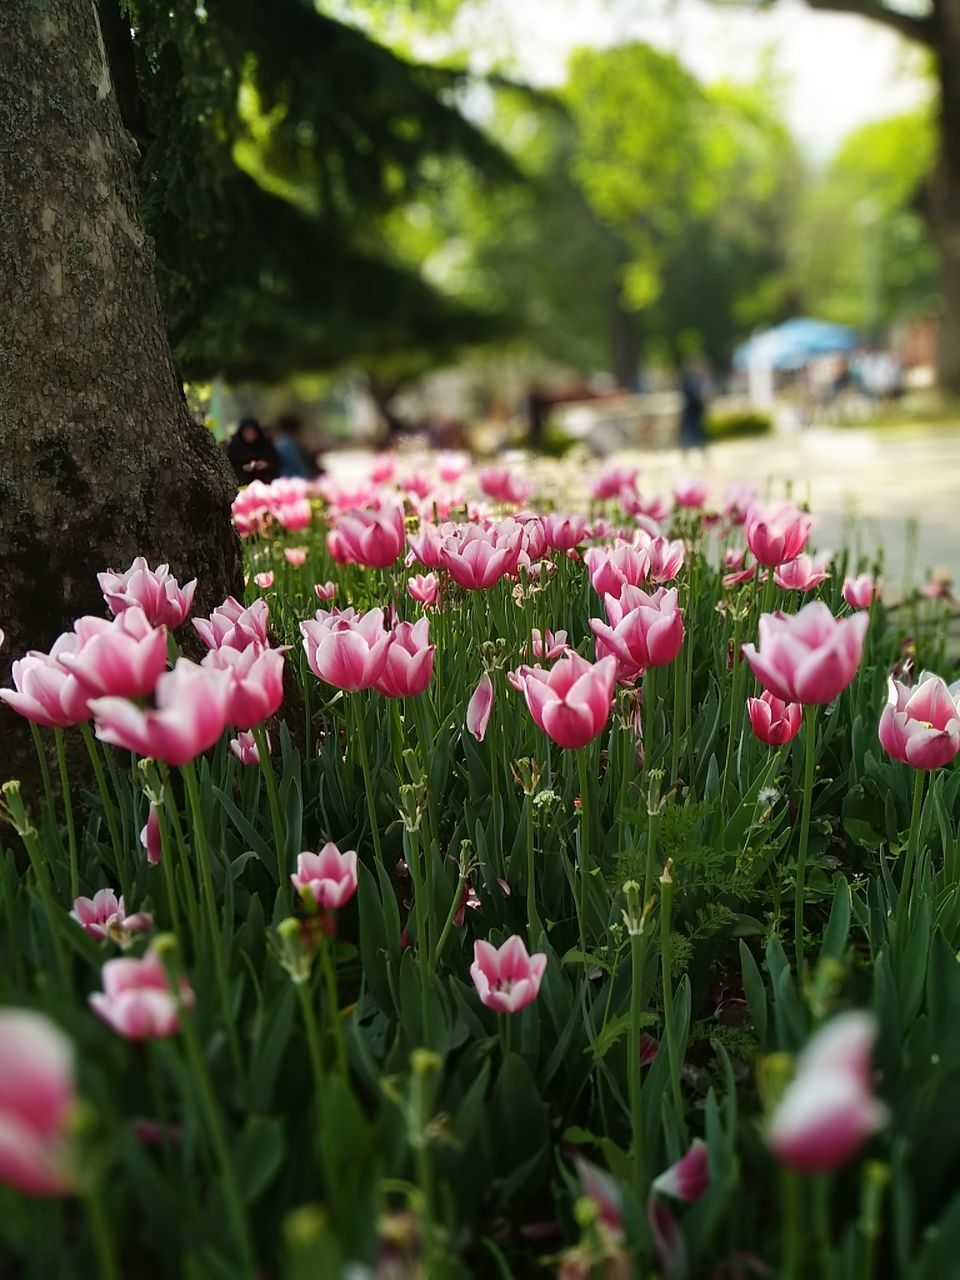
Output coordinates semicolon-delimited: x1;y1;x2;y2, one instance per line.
444;0;931;157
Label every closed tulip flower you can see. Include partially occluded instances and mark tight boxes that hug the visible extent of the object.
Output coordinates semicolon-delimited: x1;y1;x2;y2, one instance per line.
590;586;684;677
742;602;868;706
291;843;358;910
478;466;531;505
745;503;813;567
90;658;231;765
332;502;405;569
774;553;831;593
543;513;588;552
768;1012;887;1173
229;729;265;766
512;651;617;749
202;644;285;729
193;596;269;652
57;608;167;700
300;607;391;692
89;947;194;1040
747;691;803;746
407;573;440;606
673;477;708;509
407;519;446;569
0;635;92;728
98;557;197;629
314;581;336;603
843;574;880;609
878;672;960;770
140;803;162;865
583;543;649;600
470;936;547;1013
466;673;494;742
591;465;638;500
254;571;274;589
651;1140;710;1203
375;620;435;698
0;1010;76;1196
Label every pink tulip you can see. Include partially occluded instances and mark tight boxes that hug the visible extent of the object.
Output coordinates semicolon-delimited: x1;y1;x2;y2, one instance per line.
369;452;396;484
314;581;337;603
0;634;92;728
673;477;708;509
89;947;194;1040
407;573;440;606
574;1158;624;1239
466;673;494;742
651;1140;711;1202
724;482;756;524
543;513;588;552
590;586;684;678
843;574;880;609
71;889;152;948
624;492;672;522
0;1010;76;1196
774;553;831;593
646;537;686;584
275;498;313;532
921;569;952;600
300;607;391;692
878;673;960;770
254;571;274;589
89;658;231;765
331;501;405;569
375;620;435;698
229;729;265;766
403;470;433;500
407;519;447;569
57;609;168;701
747;691;803;746
291;843;359;909
742;602;868;706
436;452;469;483
745;503;813;567
193;596;269;653
284;547;308;567
202;643;285;729
531;628;568;660
583;543;649;600
478;466;531;505
591;465;638;500
98;557;196;629
470;936;546;1013
512;652;617;749
140;803;162;865
768;1012;887;1173
440;523;522;591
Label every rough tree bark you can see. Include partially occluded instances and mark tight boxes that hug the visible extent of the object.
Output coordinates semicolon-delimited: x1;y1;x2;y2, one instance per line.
932;0;960;391
0;0;243;783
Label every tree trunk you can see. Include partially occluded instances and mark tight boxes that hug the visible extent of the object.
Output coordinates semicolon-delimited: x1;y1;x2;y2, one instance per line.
932;4;960;393
0;0;243;785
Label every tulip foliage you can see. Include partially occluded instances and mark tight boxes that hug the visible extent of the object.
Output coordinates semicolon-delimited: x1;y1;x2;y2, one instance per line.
2;458;960;1279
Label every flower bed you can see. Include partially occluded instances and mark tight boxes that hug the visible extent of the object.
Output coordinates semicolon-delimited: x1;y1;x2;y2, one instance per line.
0;454;957;1278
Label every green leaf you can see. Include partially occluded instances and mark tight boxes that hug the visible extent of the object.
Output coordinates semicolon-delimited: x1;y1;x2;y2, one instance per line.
233;1117;284;1205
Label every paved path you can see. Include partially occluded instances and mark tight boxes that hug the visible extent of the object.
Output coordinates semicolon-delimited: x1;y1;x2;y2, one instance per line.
622;423;960;591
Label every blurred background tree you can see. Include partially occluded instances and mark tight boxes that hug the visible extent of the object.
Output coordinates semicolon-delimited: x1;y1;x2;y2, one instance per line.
109;0;514;385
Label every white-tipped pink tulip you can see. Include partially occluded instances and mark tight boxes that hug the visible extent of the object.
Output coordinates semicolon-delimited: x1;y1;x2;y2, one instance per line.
768;1012;887;1173
470;936;546;1013
466;673;494;743
0;1010;76;1196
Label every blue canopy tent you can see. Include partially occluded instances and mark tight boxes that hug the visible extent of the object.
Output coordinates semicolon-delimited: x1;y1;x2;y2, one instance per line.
734;317;859;371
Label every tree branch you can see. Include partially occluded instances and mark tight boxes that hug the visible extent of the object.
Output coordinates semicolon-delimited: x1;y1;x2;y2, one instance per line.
803;0;938;47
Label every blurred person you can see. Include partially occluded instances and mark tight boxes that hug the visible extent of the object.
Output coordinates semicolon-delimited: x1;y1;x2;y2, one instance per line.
526;382;548;449
679;360;708;450
273;413;316;479
227;417;280;486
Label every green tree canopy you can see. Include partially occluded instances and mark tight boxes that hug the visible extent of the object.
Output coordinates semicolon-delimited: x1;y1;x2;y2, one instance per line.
111;0;513;382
